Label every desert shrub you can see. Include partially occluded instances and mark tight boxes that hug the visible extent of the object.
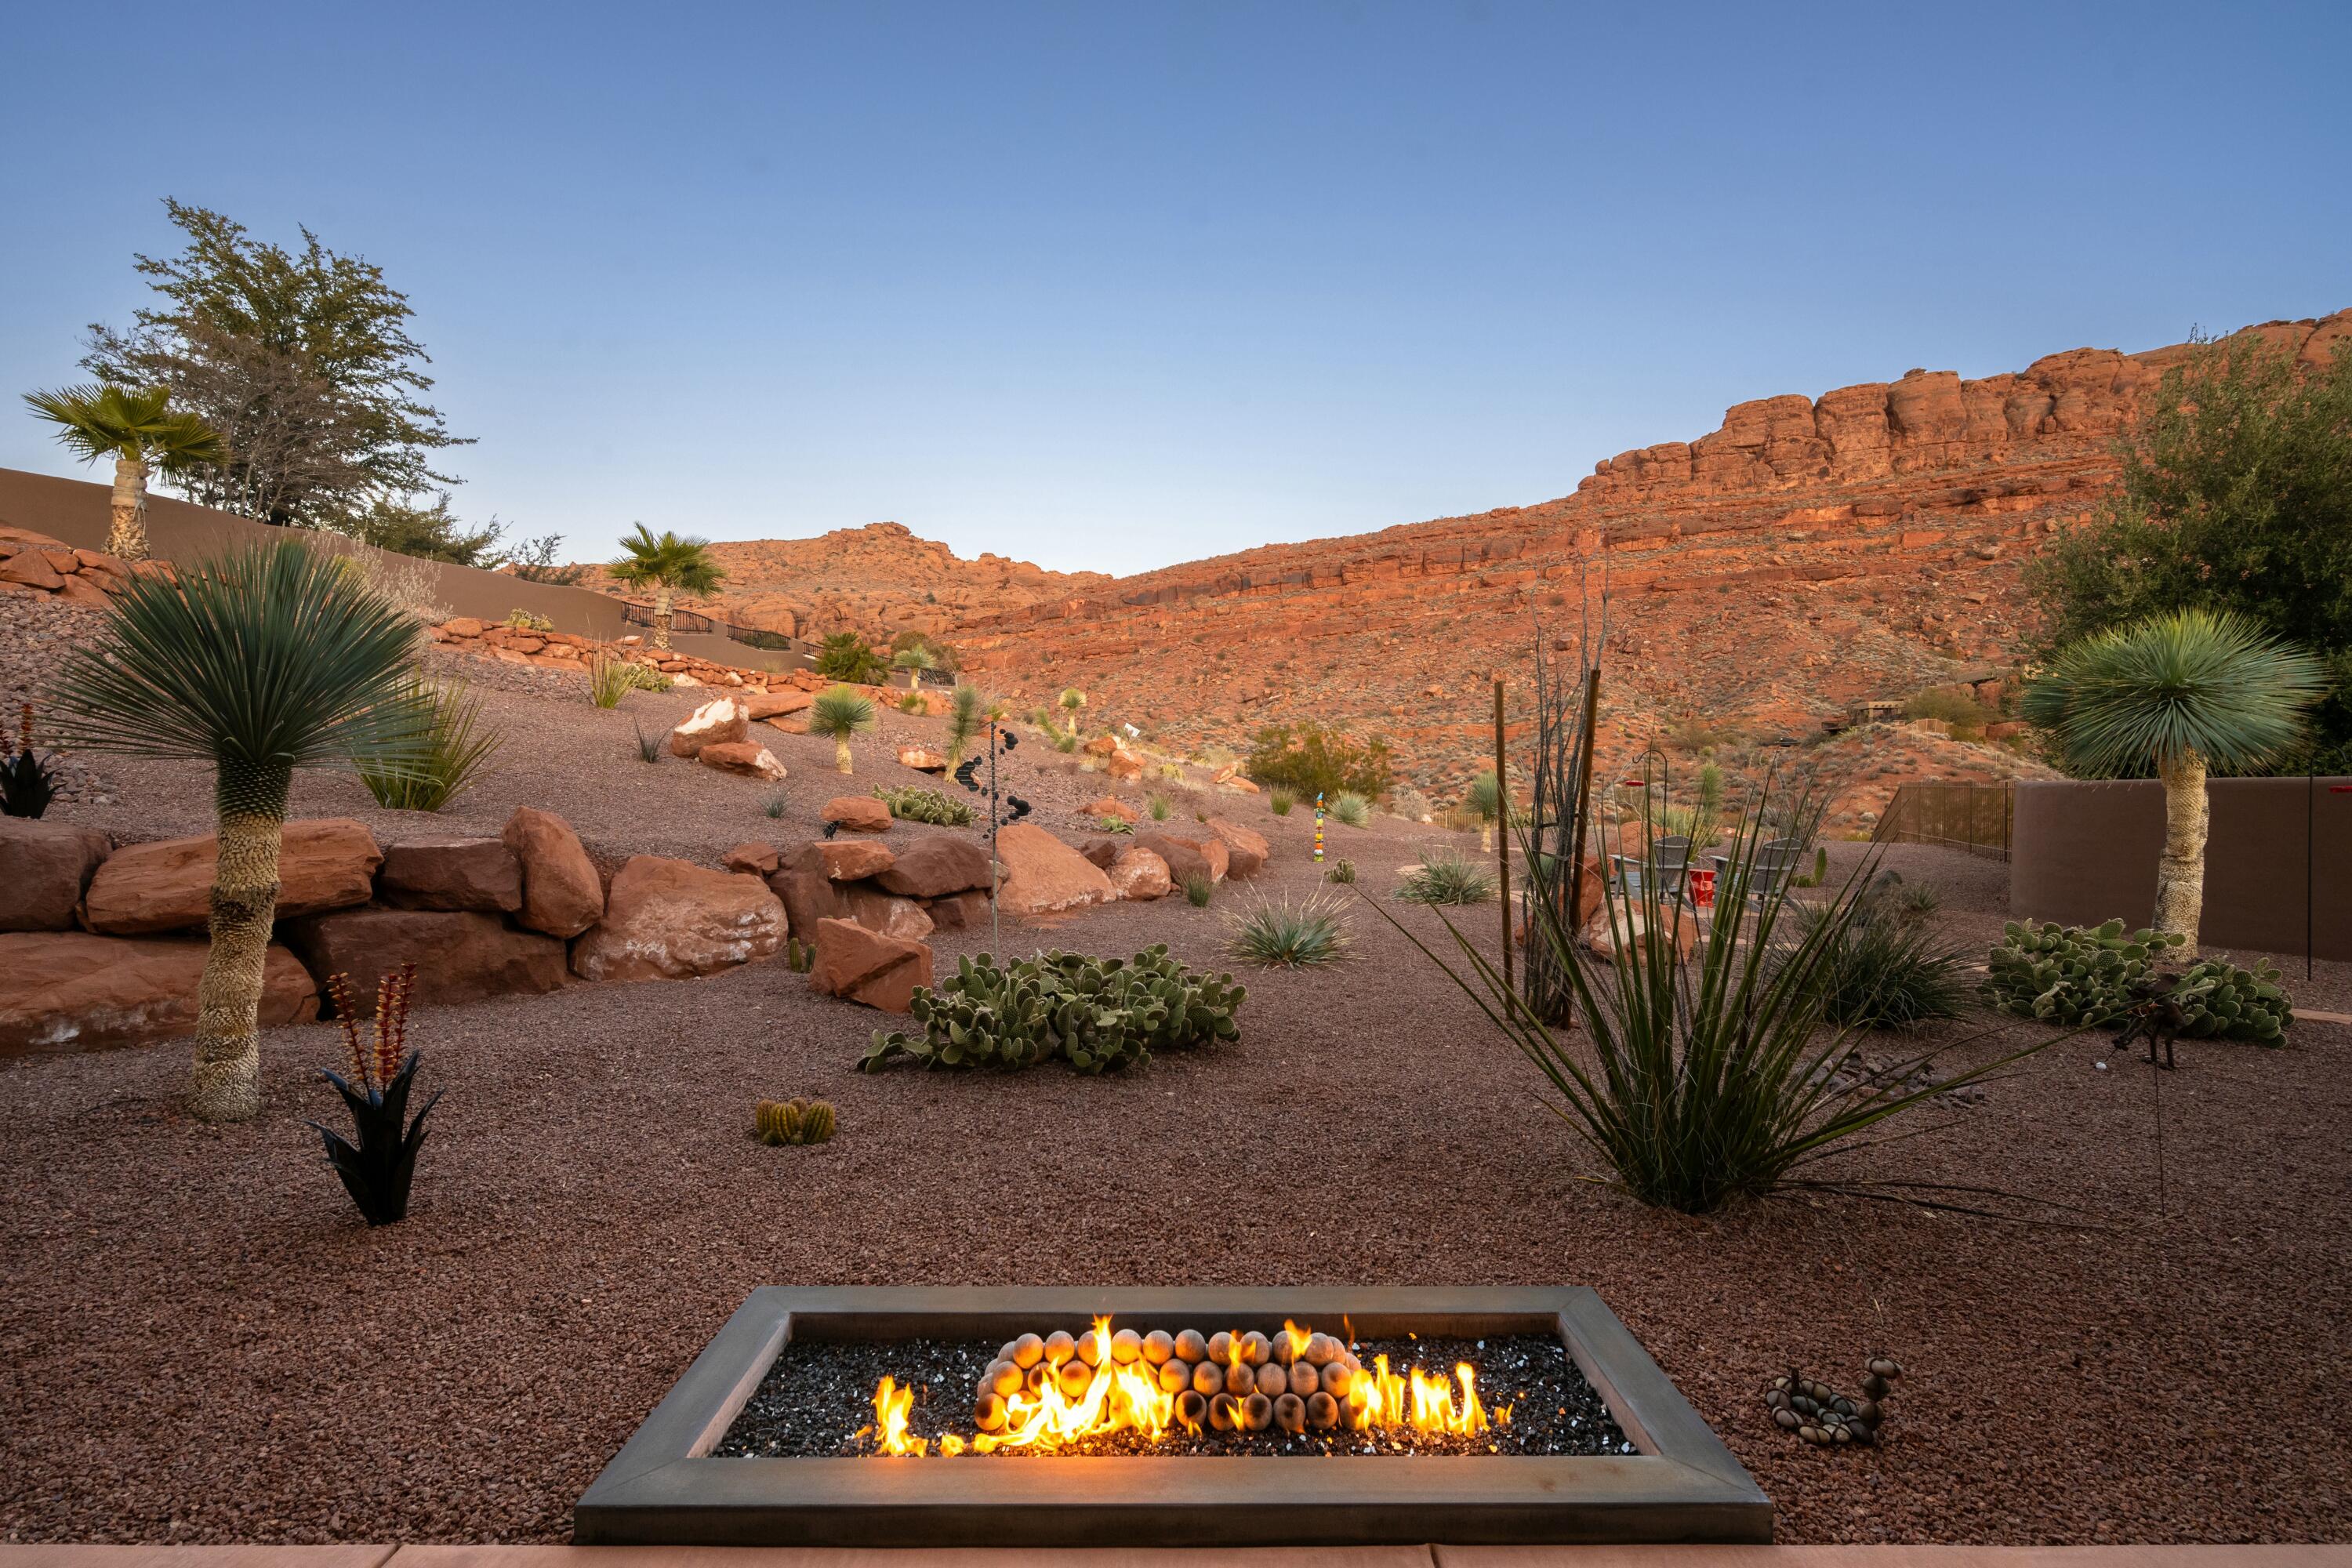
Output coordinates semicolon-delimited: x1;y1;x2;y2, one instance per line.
1182;873;1214;907
754;1098;837;1145
1054;731;1079;753
1796;902;1969;1029
1894;879;1941;924
764;790;789;818
1396;850;1494;905
1904;687;1991;735
1095;815;1134;834
314;965;441;1226
1;704;59;818
1328;790;1371;828
859;946;1245;1074
504;608;554;632
589;654;662;707
1983;920;2292;1043
889;629;958;674
1226;894;1352;968
813;632;888;684
1269;788;1295;816
1155;761;1185;782
1244;720;1392;800
896;689;926;713
1326;858;1357;884
1147;793;1172;821
1389;786;1433;823
358;672;499;811
633;721;662;763
874;784;976;826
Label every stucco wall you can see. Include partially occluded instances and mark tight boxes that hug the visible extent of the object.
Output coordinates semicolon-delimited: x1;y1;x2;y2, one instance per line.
0;466;795;673
2010;777;2352;961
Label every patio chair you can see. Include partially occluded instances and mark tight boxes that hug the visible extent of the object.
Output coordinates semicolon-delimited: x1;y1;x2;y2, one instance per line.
1611;834;1693;905
1708;837;1804;910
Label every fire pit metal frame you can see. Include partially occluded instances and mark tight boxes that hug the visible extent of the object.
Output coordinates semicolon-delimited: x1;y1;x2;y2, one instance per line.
575;1286;1770;1546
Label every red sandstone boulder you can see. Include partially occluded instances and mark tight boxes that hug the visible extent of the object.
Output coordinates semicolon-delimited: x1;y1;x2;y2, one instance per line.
377;838;523;913
883;898;935;941
993;823;1114;920
0;818;111;932
722;841;781;876
766;848;895;939
808;916;932;1013
873;835;992;898
742;689;814;721
818;840;896;881
571;855;787;982
1105;747;1145;782
1580;902;1700;962
822;797;892;833
1133;832;1209;887
699;740;789;781
1204;817;1269;878
1108;846;1172;901
501;808;604;938
283;909;565;1012
925;889;992;930
669;696;749;758
896;746;947;772
82;819;381;935
1085;795;1138;824
1077;837;1121;869
0;931;317;1054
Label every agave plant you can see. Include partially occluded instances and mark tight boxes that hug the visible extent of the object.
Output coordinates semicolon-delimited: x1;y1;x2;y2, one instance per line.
310;967;441;1225
356;670;500;811
1225;893;1352;968
809;684;878;774
46;541;424;1121
2023;609;2322;951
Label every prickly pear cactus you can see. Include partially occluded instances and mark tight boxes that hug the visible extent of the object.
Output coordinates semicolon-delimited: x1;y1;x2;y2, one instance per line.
1983;920;2292;1042
859;943;1246;1074
2170;956;2293;1045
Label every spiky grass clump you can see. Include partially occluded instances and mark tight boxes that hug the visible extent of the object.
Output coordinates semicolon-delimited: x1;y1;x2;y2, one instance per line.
1269;788;1295;816
1797;902;1969;1029
1182;873;1214;907
589;655;636;708
1326;858;1356;884
1329;790;1371;828
896;689;927;713
1054;731;1079;753
358;671;500;811
633;721;662;763
764;789;789;818
1395;849;1494;905
1225;893;1352;968
1147;793;1173;821
946;683;986;767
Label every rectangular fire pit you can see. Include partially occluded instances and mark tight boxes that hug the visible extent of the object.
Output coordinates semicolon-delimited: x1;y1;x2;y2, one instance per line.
575;1286;1771;1546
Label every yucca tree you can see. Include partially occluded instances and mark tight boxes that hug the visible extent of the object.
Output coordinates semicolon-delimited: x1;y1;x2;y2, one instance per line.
1058;686;1087;737
46;541;426;1121
2024;608;2324;951
23;383;224;562
608;523;724;650
809;684;877;775
1468;769;1503;853
944;682;986;768
892;644;938;690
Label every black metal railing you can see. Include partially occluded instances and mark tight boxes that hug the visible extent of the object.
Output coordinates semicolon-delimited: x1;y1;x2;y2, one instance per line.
1871;780;2013;861
618;601;814;657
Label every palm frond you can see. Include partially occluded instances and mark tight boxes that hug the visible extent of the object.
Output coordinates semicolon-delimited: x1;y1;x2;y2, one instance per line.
2023;608;2325;775
44;540;427;779
608;522;726;594
808;685;878;739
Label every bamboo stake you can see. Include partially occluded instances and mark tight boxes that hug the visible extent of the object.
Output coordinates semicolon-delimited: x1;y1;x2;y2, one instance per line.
1493;678;1513;996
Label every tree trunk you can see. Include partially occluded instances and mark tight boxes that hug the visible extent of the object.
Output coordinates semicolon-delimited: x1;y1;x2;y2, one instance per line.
187;761;291;1122
652;586;673;651
106;453;151;563
834;738;854;775
2153;750;2209;954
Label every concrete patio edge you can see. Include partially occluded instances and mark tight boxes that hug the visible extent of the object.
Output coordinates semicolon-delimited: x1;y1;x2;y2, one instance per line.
5;1546;2351;1566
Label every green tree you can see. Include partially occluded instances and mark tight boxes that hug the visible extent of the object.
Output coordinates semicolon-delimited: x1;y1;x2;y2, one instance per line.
1244;720;1393;802
608;524;724;650
891;644;938;689
82;200;470;529
45;542;426;1120
21;383;223;561
809;685;878;775
2027;332;2352;767
347;492;507;567
889;629;958;673
2023;610;2323;950
813;632;887;683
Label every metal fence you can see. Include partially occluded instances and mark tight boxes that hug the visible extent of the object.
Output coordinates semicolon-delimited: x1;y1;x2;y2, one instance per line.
1871;780;2014;861
619;601;811;655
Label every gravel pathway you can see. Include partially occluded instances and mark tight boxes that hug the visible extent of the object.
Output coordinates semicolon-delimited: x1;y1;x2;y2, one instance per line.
2;600;2347;1547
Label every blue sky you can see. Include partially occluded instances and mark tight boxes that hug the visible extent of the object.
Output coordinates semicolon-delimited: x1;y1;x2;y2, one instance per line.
3;2;2346;576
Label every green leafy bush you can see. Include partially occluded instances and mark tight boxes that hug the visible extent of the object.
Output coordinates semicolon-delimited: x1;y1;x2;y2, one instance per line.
1244;720;1392;801
504;608;554;632
1095;815;1134;834
873;784;975;826
1984;920;2292;1042
813;632;888;684
1328;790;1370;828
358;672;499;811
1903;688;1991;731
1396;849;1494;905
859;946;1245;1074
1226;894;1352;968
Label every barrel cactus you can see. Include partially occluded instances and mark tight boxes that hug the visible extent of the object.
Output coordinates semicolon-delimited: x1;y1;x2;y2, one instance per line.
755;1097;838;1145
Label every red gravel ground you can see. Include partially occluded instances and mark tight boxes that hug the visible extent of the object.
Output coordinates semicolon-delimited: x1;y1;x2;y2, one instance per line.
2;601;2348;1547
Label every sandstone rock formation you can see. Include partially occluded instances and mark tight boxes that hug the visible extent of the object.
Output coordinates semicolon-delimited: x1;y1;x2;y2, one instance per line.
376;839;524;913
1107;845;1171;901
822;797;893;833
570;856;787;982
992;822;1115;919
82;819;381;935
284;909;565;1012
670;697;749;758
698;740;789;781
503;808;604;938
875;835;993;899
0;931;316;1054
0;818;111;932
808;916;933;1013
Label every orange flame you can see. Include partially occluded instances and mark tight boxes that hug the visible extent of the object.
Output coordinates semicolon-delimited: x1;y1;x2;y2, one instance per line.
869;1374;928;1456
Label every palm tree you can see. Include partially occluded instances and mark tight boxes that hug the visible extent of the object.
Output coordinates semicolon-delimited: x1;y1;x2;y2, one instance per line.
2023;608;2324;951
892;644;938;690
1058;687;1087;738
809;685;878;775
45;541;426;1121
23;383;224;562
608;524;724;650
945;683;986;768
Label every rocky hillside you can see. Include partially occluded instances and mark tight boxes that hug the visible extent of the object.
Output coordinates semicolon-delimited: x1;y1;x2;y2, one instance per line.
941;310;2350;803
595;521;1107;646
